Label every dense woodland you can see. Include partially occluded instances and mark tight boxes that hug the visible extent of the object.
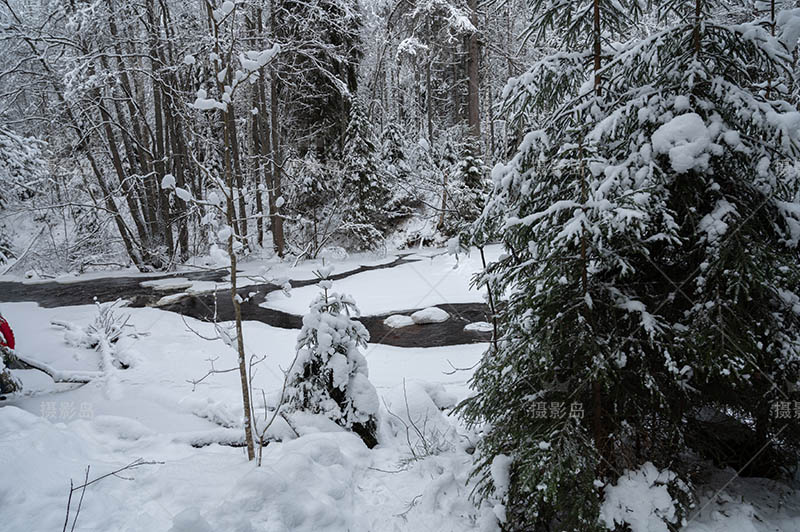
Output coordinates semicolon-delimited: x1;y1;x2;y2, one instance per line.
4;0;800;531
0;0;511;272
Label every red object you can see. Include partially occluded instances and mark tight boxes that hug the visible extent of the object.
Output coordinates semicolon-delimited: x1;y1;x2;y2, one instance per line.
0;316;14;350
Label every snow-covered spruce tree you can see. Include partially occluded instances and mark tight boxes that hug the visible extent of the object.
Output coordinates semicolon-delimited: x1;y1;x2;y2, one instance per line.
379;121;420;222
603;0;800;476
286;270;379;448
289;151;338;257
342;102;392;249
439;143;489;237
0;126;46;210
460;0;800;530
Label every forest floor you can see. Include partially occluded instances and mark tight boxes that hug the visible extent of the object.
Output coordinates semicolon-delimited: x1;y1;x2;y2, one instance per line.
1;245;799;531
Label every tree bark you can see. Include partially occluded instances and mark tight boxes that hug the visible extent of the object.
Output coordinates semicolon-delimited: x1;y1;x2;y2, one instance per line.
269;2;286;257
466;0;480;139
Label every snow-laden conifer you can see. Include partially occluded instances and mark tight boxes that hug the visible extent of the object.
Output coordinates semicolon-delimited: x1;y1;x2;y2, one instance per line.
460;0;800;530
286;268;379;448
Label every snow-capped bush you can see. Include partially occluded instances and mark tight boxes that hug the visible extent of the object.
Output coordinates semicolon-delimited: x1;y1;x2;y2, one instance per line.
52;299;139;369
0;347;21;395
285;270;379;447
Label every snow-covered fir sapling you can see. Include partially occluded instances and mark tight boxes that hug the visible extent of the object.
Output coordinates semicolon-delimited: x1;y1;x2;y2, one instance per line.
286;266;379;448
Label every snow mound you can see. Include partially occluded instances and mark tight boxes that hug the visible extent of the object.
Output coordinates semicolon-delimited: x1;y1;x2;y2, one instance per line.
212;432;369;531
464;321;492;333
418;381;457;409
91;415;155;441
140;278;193;291
168;508;213;532
384;314;415;328
380;381;456;453
411;307;450;324
179;396;241;428
599;462;679;532
155;292;190;306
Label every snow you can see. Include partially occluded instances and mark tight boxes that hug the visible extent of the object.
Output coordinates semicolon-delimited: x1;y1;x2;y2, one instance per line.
140;278;193;291
600;462;679;532
699;199;737;243
0;289;486;530
154;292;190;307
190;89;226;112
464;321;492;332
384;314;415;328
174;187;192;202
3;250;800;532
651;113;717;173
259;245;502;315
488;454;512;525
411;306;450;324
160;174;176;189
239;44;280;72
490;454;511;504
778;9;800;51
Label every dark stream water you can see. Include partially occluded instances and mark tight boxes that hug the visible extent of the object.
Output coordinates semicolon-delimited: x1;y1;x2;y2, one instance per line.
0;257;491;347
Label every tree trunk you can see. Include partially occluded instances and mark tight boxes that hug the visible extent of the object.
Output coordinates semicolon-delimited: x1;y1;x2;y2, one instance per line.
466;0;480;139
269;3;286;257
206;0;256;460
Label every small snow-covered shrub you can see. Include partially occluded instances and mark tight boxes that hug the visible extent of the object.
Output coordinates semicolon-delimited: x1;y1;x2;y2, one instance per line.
285;269;379;447
52;299;140;369
0;346;21;394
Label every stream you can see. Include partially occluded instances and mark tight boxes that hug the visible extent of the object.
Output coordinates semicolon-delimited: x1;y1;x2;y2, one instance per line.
0;256;491;347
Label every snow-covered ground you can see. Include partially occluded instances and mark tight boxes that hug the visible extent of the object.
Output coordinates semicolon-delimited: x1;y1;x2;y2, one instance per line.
1;247;799;532
0;248;488;532
261;245;502;315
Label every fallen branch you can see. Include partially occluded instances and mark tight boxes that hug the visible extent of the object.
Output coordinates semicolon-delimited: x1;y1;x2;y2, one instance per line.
13;351;102;383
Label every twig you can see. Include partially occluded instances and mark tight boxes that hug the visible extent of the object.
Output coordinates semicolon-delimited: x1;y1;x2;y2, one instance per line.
256;350;301;466
187;356;239;390
69;466;90;532
181;314;221;342
442;358;480;376
62;459;162;532
394;494;423;520
62;479;73;532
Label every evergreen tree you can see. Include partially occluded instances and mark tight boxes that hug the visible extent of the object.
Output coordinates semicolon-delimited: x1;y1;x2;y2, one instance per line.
289;151;338;256
381;121;413;184
286;270;379;448
342;102;392;248
460;0;800;530
440;143;488;236
0;126;45;209
380;121;421;225
273;0;363;152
